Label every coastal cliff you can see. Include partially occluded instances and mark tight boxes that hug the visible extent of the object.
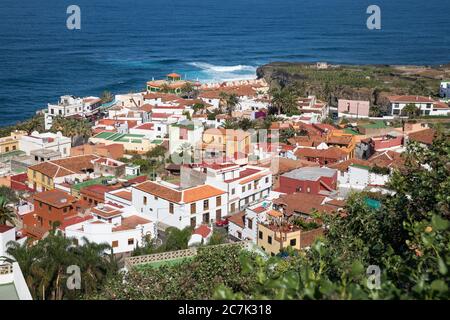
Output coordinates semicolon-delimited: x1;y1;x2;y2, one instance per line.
257;62;450;113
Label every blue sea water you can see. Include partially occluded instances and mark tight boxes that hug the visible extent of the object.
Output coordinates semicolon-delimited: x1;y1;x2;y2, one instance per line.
0;0;449;126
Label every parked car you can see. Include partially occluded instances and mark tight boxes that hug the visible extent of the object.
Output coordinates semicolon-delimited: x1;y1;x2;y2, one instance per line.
215;218;229;227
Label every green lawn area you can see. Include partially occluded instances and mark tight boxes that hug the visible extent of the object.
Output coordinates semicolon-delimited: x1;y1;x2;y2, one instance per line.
72;176;115;191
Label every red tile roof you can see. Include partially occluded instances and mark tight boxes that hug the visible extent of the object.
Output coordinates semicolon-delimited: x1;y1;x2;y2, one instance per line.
194;225;212;238
227;211;245;228
388;95;435;103
408;128;437;145
33;190;77;208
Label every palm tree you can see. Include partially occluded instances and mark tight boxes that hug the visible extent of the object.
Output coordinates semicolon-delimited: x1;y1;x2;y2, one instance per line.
225;93;240;115
159;83;172;93
73;237;117;297
269;87;298;115
0;198;15;226
181;82;196;98
220;119;238;130
101;91;114;104
177;142;194;164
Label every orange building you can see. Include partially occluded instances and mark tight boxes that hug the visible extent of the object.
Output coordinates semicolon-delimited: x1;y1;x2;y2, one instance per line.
23;189;90;239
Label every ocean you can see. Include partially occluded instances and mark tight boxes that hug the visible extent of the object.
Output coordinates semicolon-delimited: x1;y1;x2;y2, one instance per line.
0;0;449;126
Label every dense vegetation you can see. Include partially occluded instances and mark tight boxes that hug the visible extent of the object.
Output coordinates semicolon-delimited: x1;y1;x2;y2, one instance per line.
0;114;45;137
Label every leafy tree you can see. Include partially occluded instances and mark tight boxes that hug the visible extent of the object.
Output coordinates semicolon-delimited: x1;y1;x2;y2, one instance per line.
192;103;205;114
161;227;193;251
0;186;19;203
145;145;167;159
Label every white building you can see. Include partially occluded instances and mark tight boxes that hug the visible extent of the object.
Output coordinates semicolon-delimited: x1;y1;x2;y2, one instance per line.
388;95;450;116
228;201;270;242
333;161;389;191
297;96;329;122
19;131;71;157
0;225;31;300
64;203;155;255
132;180;228;229
45;95;101;130
181;162;272;215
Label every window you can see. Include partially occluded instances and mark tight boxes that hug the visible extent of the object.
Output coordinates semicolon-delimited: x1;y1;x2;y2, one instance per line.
242;186;246;193
247;218;253;230
306;187;311;193
296;187;302;192
154;196;158;200
63;207;67;213
259;231;263;239
237;231;242;239
203;212;210;223
216;196;222;206
268;236;272;244
112;241;118;248
48;205;52;211
39;201;42;208
248;183;252;190
128;238;134;245
426;103;432;108
190;217;196;228
265;177;269;184
143;196;147;205
216;209;222;221
191;203;196;214
169;203;174;214
290;239;297;246
51;109;54;114
5;147;9;152
203;199;209;210
231;188;235;195
393;109;400;115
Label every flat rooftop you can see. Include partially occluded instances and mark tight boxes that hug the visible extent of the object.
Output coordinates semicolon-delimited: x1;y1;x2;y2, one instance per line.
282;167;336;181
93;132;146;143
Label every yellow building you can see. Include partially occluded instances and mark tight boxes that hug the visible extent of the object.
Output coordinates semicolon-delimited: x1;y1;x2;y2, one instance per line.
257;223;301;256
326;131;357;158
0;130;26;154
27;155;98;192
199;128;251;159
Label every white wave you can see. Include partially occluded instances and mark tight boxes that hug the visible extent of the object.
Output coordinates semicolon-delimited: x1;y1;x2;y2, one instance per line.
188;62;256;73
187;62;257;82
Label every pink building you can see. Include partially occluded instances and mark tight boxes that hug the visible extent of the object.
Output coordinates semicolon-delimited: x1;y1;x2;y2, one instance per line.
338;99;370;118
